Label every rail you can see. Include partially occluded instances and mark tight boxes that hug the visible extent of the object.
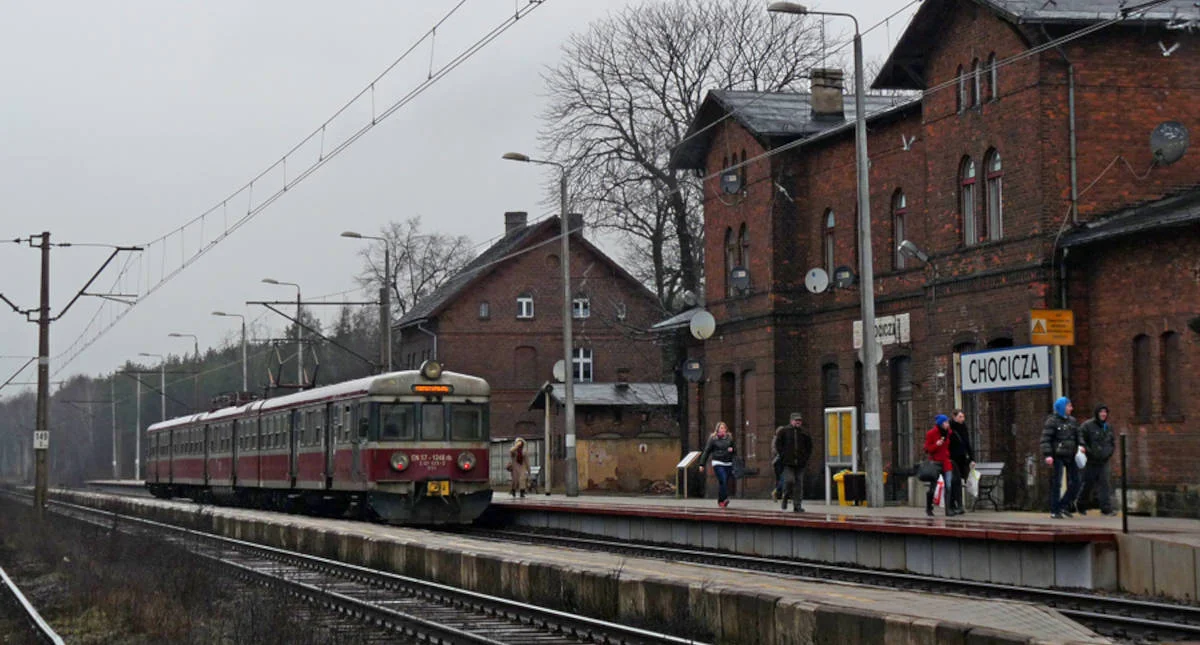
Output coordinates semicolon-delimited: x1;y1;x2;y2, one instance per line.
0;563;65;645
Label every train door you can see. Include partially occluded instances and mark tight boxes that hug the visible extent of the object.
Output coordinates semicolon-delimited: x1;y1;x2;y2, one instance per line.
203;424;211;485
168;428;174;484
289;410;298;487
231;420;239;487
149;432;157;483
351;402;369;486
324;402;335;488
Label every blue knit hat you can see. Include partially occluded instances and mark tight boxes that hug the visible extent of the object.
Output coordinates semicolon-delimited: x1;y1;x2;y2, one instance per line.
934;414;949;426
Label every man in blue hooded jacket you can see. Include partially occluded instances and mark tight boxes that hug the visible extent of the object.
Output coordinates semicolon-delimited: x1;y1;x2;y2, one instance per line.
1040;396;1082;519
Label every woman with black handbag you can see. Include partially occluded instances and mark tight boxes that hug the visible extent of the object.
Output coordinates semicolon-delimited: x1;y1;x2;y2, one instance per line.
923;415;955;517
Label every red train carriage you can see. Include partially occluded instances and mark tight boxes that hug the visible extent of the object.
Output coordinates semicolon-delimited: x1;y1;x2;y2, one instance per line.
146;362;492;524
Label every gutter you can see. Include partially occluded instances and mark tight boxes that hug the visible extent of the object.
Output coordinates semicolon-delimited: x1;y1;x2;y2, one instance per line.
416;321;438;360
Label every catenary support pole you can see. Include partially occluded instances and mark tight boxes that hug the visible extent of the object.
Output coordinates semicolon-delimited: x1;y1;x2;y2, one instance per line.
33;232;51;518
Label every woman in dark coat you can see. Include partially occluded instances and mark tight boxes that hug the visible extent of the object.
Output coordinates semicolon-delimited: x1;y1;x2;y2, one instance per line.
698;422;736;508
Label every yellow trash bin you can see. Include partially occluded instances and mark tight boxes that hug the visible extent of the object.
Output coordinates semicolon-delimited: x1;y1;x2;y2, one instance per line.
833;470;851;506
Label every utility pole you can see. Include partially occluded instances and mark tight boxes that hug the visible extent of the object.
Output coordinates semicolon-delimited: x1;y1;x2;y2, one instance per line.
111;379;118;479
381;242;392;372
33;232;50;518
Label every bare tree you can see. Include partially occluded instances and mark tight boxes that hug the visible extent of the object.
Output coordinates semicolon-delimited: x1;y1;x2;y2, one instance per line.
354;217;474;316
541;0;823;306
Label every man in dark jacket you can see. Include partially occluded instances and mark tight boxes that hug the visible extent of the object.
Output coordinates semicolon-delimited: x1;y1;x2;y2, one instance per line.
1077;404;1117;516
948;409;974;516
1040;396;1082;519
774;412;812;512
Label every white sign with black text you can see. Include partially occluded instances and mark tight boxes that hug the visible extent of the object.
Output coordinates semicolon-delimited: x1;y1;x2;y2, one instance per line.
33;430;49;450
853;313;911;349
960;345;1052;393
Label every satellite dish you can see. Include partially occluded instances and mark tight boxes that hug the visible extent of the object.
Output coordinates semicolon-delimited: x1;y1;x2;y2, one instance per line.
1151;121;1189;165
552;360;565;383
689;310;716;340
682;358;704;383
720;171;742;194
729;267;750;293
833;266;856;289
804;268;829;294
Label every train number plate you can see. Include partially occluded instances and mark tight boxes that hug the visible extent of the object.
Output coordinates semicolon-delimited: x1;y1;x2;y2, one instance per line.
426;481;450;496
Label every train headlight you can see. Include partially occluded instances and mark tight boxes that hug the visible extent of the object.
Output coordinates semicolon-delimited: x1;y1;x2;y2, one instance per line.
390;452;410;472
456;452;476;472
420;360;443;380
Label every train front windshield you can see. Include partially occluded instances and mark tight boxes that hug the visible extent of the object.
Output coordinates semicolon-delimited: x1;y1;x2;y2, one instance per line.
376;402;487;441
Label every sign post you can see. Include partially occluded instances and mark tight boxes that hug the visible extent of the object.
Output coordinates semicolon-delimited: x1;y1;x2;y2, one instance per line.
1030;309;1074;399
823;407;858;507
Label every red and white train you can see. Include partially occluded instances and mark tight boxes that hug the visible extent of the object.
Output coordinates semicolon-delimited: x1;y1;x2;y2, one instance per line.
145;361;492;524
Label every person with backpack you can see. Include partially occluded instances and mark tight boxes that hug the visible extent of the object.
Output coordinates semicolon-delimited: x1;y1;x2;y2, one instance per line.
773;412;813;512
1040;396;1082;519
698;421;736;508
1077;404;1117;516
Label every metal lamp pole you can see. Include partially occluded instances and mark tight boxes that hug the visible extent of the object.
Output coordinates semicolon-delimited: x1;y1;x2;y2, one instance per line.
137;352;165;480
212;311;247;391
341;231;393;372
770;3;883;506
502;151;576;497
262;279;303;387
168;332;200;411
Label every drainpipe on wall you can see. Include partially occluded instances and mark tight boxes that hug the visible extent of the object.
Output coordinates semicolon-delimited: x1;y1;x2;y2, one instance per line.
416;321;438;361
1044;26;1080;224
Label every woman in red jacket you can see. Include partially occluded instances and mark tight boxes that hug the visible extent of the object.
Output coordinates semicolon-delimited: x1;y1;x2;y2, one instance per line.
924;414;956;517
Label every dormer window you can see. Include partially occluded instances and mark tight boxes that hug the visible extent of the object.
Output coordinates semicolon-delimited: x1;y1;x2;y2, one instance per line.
572;297;591;319
516;295;534;319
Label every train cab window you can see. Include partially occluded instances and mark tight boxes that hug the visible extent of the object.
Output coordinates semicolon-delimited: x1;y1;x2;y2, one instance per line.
421;404;446;441
357;403;370;440
343;405;353;442
379;404;415;440
450;405;484;441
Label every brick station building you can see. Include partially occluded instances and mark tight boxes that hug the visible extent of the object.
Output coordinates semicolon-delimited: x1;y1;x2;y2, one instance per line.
670;0;1199;505
394;212;677;491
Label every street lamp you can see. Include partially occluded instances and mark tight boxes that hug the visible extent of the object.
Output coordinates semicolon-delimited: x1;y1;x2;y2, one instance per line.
168;332;200;412
262;278;303;388
137;351;166;481
212;311;248;391
341;231;393;372
168;332;199;359
502;150;577;497
769;2;883;507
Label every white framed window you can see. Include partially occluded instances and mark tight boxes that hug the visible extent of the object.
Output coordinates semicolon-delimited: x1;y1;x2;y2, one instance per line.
478;301;490;319
572;347;594;383
615;302;627;321
516;295;534;319
572;297;590;319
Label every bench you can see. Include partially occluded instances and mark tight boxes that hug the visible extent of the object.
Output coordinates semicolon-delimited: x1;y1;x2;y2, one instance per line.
972;461;1005;511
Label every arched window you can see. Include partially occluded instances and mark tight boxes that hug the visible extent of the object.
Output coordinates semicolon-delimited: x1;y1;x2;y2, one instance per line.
892;191;907;270
821;362;840;408
1162;331;1182;419
824;209;836;277
956;65;965;112
738;223;749;268
960;157;978;245
891;356;914;470
985;150;1003;241
987;53;998;101
1133;334;1152;422
972;58;982;107
724;227;736;297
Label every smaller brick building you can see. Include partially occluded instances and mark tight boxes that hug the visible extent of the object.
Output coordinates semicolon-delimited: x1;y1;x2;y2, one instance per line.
395;212;676;491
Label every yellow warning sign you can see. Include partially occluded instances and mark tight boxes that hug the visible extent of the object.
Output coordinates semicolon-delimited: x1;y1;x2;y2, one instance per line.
1030;309;1075;346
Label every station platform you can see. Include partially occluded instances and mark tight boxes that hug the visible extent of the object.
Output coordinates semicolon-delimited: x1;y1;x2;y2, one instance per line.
53;488;1106;644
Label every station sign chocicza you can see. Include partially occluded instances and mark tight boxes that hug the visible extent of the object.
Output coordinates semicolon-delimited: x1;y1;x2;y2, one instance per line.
960;345;1052;393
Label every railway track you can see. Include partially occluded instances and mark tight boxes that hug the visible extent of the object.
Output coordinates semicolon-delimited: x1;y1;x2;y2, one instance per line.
19;495;706;645
459;527;1200;644
0;562;64;645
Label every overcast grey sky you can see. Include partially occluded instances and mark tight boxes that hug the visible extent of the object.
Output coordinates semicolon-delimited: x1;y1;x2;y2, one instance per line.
0;0;918;394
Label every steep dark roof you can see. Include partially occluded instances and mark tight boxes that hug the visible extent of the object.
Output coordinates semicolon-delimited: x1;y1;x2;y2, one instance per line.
528;382;678;410
670;90;916;170
395;218;558;328
1061;188;1200;248
874;0;1200;90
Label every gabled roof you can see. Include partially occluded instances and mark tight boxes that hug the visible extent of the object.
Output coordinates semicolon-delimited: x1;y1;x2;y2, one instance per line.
528;381;678;410
395;218;557;328
650;306;705;333
396;217;661;329
670;90;916;170
874;0;1200;90
1061;187;1200;248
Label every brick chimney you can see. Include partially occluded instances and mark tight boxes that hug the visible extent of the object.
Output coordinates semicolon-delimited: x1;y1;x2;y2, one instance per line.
567;213;584;238
810;68;845;121
504;211;528;234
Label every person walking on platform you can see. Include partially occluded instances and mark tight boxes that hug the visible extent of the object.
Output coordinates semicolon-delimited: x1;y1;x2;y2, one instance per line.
508;437;529;498
948;410;974;516
698;422;736;508
1077;404;1117;516
774;412;813;512
1041;396;1082;519
924;415;955;517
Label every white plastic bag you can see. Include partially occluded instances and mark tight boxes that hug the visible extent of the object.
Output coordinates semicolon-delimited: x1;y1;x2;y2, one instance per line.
966;467;981;497
934;478;945;507
1075;447;1088;469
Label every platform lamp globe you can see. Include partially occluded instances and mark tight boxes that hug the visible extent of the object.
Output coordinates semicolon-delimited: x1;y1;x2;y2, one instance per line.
770;2;884;507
